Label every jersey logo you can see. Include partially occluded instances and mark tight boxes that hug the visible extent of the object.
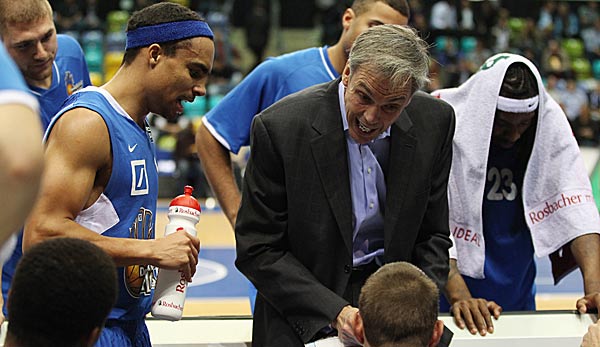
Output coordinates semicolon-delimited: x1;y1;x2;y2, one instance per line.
128;144;138;152
130;160;149;196
124;207;156;298
64;71;84;95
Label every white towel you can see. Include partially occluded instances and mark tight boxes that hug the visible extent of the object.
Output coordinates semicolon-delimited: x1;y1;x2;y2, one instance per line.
432;53;600;279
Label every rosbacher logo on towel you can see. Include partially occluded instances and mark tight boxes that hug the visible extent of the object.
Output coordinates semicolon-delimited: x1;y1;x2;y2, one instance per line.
527;190;595;225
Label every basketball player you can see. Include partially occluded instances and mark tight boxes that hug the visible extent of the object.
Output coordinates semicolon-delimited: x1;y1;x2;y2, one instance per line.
0;0;91;318
355;262;445;347
24;3;214;346
5;238;117;347
433;53;600;336
0;44;43;256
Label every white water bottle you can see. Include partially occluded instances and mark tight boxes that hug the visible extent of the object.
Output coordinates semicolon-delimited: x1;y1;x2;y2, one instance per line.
151;185;201;321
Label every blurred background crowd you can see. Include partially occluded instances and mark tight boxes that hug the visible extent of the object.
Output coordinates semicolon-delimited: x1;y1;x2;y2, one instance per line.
48;0;600;197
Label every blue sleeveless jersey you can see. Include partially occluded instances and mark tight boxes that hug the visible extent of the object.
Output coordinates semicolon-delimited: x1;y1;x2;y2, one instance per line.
0;45;29;93
0;44;38;110
441;144;536;311
2;34;91;316
48;87;159;322
203;46;338;154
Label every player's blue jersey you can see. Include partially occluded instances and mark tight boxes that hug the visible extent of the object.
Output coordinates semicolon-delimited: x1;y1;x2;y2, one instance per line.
2;34;91;316
0;45;29;93
30;34;91;129
0;44;38;111
47;86;159;322
441;144;536;311
203;46;338;154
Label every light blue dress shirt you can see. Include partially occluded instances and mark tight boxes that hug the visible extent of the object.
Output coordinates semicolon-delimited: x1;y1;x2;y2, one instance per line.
337;82;390;267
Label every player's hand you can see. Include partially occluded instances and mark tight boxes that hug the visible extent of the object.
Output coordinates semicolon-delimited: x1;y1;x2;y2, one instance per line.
582;322;600;347
450;298;502;336
333;305;363;346
577;292;600;317
152;230;200;281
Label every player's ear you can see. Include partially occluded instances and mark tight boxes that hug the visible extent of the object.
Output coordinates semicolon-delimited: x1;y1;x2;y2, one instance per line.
147;44;162;67
428;320;445;347
353;311;365;344
341;8;355;31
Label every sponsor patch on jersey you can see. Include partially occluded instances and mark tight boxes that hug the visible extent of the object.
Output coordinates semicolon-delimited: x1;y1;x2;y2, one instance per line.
130;159;149;196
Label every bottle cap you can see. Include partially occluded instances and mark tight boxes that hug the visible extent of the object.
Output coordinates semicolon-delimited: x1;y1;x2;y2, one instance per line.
169;185;201;212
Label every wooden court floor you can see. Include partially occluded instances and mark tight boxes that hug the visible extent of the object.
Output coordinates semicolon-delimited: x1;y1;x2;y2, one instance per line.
155;201;581;318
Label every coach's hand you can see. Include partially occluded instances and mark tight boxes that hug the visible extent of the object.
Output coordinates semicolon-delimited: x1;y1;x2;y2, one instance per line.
333;305;363;346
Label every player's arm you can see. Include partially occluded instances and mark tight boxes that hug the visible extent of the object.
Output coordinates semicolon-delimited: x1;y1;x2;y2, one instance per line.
24;108;199;280
195;121;240;227
444;259;502;336
571;233;600;316
0;103;44;246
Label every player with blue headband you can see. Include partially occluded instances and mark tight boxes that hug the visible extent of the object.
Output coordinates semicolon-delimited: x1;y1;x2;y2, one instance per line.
23;3;214;347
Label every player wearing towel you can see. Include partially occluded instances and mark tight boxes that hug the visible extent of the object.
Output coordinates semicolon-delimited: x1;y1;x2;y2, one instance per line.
433;53;600;336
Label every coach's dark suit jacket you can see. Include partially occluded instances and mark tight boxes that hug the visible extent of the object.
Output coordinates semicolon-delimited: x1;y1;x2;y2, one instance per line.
235;78;455;347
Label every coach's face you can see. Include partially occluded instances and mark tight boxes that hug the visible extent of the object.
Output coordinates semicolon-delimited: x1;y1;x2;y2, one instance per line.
148;36;215;121
3;15;57;89
342;63;412;144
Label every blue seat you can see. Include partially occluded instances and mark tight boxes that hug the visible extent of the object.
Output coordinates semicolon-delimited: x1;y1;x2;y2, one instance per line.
593;59;600;80
460;36;477;54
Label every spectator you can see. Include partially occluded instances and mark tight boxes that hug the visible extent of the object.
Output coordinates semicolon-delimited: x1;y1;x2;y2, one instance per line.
473;0;497;47
433;53;600;336
581;18;600;62
54;0;84;33
572;106;600;147
458;0;474;32
537;1;556;36
4;238;118;347
174;121;212;198
545;73;565;108
559;77;589;123
515;18;543;62
589;81;600;120
578;1;599;30
465;38;492;73
430;0;457;31
490;9;511;53
244;0;270;71
553;2;579;39
541;39;571;77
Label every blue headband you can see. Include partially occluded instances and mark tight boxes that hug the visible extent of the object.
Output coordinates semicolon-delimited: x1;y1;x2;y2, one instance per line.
126;20;214;50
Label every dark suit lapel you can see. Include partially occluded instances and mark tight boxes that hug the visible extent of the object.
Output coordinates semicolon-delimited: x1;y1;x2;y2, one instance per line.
384;110;417;250
311;81;354;254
